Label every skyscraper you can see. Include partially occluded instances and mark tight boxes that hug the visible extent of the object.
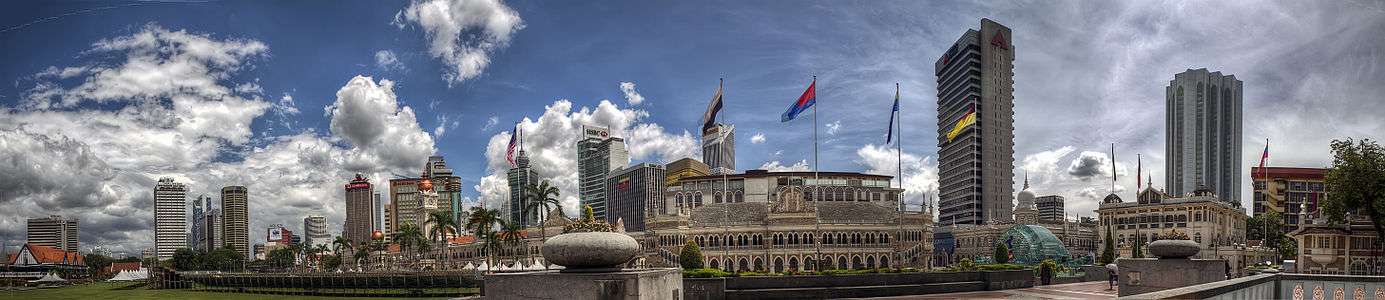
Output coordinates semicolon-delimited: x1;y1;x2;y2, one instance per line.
577;125;629;220
153;178;187;260
1166;68;1242;205
605;163;666;232
507;149;539;227
702;123;735;175
221;185;249;259
934;18;1016;226
389;178;421;234
303;215;329;249
26;215;78;252
189;195;212;251
344;174;375;245
1035;195;1065;222
204;207;223;252
424;156;463;224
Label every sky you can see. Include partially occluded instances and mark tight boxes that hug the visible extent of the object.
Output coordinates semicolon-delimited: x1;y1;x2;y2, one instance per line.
1;0;1382;257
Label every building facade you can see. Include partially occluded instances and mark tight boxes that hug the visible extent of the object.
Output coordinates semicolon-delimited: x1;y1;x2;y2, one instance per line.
424;156;463;225
153;178;187;260
344;174;375;246
1036;195;1065;222
1166;68;1243;205
507;149;540;227
1251;167;1325;232
26;215;79;252
702;123;735;175
389;178;421;235
1097;186;1269;273
934;18;1016;226
303;215;329;249
1291;213;1382;275
189;195;208;251
665;157;710;186
606;163;667;232
577;125;628;220
933;182;1097;265
221;185;249;259
203;208;223;251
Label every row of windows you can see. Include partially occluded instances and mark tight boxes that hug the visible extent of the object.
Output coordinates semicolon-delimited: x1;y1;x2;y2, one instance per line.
656;230;926;248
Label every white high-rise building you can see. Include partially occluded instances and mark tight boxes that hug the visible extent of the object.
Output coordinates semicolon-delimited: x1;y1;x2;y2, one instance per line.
702;123;735;175
1165;68;1242;206
303;215;329;249
153;178;187;261
577;125;629;220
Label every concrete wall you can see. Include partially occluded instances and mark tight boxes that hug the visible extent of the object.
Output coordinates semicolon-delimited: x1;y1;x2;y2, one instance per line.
1119;258;1227;296
684;270;1032;299
486;268;682;300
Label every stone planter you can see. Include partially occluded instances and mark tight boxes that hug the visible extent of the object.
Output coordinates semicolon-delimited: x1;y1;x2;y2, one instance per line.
1147;240;1200;259
541;232;640;269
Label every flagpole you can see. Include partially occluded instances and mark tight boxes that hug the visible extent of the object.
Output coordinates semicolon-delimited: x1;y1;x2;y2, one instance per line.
720;77;729;269
894;83;904;268
812;75;822;271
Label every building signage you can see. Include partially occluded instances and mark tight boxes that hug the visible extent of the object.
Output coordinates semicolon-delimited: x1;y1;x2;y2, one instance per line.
346;183;370;189
583;125;610;140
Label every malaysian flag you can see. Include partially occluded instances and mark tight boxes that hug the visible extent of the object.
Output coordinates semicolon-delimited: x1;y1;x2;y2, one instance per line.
506;124;520;166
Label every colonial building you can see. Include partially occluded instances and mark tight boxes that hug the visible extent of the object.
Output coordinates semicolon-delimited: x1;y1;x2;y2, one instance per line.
6;243;86;277
933;180;1097;265
1290;203;1383;275
1097;185;1274;274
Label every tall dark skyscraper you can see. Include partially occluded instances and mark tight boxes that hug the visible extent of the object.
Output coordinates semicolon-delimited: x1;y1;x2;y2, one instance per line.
344;174;375;246
1166;68;1242;205
221;185;249;259
577;125;628;220
934;18;1016;226
508;149;539;227
605;163;666;232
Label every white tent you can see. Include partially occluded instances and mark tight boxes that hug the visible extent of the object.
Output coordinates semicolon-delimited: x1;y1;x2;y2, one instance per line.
29;272;66;283
524;258;545;271
509;261;525;271
462;262;476;271
108;268;150;281
476;262;490;272
498;262;512;272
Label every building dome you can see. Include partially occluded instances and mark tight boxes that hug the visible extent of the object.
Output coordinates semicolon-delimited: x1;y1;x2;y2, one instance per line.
998;224;1071;265
419;178;433;191
1016;176;1036;210
1192;184;1215;197
372;230;384;240
1103;193;1123;204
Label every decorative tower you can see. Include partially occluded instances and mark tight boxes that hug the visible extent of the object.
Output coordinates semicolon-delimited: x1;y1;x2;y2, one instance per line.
1014;175;1039;225
418;167;439;236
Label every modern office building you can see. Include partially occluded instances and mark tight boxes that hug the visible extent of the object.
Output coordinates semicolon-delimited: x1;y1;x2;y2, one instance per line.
934;18;1016;226
221;185;249;259
344;174;375;245
507;149;540;227
203;208;223;251
1252;167;1326;233
702;123;736;175
665;157;710;186
1036;195;1065;222
424;156;464;224
389;178;421;234
577;125;629;220
303;215;329;249
605;163;666;232
1165;68;1243;205
26;215;79;252
374;192;384;234
189;195;213;251
153;178;187;260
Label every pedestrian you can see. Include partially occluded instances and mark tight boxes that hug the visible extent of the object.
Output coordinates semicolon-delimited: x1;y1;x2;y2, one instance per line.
1108;269;1117;290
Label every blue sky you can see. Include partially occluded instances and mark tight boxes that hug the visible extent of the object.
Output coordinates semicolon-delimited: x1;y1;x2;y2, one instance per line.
2;0;1382;255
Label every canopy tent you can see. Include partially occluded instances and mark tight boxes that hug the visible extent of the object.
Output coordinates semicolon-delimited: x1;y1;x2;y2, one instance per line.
475;262;490;272
461;262;476;271
509;261;524;271
108;268;150;281
29;272;67;283
524;258;546;271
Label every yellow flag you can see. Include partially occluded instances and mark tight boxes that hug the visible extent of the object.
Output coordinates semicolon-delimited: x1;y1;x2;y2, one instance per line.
946;110;976;142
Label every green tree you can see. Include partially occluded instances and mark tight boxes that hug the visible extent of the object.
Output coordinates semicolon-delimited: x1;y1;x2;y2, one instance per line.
500;219;526;262
267;247;296;270
332;236;353;256
1278;238;1298;261
427;209;459;243
1101;225;1117;265
679;241;704;269
206;248;244;271
993;243;1010;264
391;222;427;268
321;254;342;271
85;253;113;278
1322;138;1385;252
1131;234;1144;258
170;248;205;270
465;207;505;268
524;179;563;241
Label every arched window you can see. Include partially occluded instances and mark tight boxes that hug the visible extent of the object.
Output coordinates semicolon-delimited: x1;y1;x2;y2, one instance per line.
1194;232;1202;244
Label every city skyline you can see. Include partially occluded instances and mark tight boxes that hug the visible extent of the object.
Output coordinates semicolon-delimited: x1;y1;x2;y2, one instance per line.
2;1;1383;255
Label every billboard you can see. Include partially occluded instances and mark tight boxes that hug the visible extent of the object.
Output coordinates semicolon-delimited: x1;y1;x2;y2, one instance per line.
582;125;610;140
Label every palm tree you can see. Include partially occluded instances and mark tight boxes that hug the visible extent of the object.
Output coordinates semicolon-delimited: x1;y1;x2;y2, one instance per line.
392;222;426;269
465;207;504;269
333;236;353;256
499;220;526;268
524;180;563;241
426;209;459;268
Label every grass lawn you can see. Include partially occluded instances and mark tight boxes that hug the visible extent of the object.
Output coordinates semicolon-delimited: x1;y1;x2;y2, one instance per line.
0;282;456;300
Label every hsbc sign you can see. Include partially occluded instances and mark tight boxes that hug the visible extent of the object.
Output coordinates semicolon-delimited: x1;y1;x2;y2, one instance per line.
583;125;610;140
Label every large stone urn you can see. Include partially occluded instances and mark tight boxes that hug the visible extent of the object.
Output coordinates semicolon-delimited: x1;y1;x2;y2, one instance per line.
1147;240;1200;259
541;231;640;270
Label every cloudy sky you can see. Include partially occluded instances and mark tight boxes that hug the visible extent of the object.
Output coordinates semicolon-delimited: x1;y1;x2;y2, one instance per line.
2;1;1382;256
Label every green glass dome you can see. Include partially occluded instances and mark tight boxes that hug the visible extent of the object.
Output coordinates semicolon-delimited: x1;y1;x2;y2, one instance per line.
998;225;1071;265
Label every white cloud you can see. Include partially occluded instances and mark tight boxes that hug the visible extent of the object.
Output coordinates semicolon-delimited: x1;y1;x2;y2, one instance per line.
1020;146;1075;184
395;0;524;86
750;132;766;144
374;50;404;71
618;81;644;105
475;91;696;217
325;76;437;173
825;120;841;135
483;115;499;131
855;144;939;209
758;160;811;172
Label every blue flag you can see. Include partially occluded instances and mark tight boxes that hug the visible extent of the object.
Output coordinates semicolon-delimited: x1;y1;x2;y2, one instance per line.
885;86;899;144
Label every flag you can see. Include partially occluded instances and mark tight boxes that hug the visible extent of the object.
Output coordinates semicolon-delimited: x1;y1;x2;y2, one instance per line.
885;85;900;144
781;80;816;122
1136;154;1142;191
701;80;724;132
945;103;976;142
506;124;519;166
1258;139;1270;177
1110;143;1117;184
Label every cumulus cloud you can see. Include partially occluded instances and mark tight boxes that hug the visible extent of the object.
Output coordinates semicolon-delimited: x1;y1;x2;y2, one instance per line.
483;115;499;131
1020;146;1074;184
474;92;696;217
1067;151;1123;180
618;81;644;105
825;120;841;135
758;160;810;172
855;144;940;209
2;26;437;255
375;50;404;71
395;0;524;85
750;132;766;144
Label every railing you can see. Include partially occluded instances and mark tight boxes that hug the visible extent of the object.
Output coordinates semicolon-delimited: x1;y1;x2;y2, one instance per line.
1124;273;1385;299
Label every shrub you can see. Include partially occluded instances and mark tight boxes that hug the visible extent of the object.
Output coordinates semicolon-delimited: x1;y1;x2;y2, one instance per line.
679;241;704;269
683;268;730;278
994;243;1010;264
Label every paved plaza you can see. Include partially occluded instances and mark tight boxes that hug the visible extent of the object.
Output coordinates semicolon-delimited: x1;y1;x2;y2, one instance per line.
850;281;1119;300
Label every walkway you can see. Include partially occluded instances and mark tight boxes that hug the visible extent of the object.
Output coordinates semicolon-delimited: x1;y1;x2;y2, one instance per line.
847;281;1119;299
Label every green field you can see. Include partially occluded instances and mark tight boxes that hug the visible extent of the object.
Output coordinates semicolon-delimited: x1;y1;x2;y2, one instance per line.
0;282;456;300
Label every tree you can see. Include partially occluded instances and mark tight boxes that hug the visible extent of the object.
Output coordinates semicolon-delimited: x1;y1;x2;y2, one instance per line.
679;240;704;269
500;219;526;262
206;248;244;271
321;254;342;271
170;248;205;271
1278;238;1298;261
1100;225;1117;265
267;247;296;270
332;236;353;256
524;179;563;243
85;253;113;278
1131;235;1144;258
427;209;459;243
993;243;1010;264
465;207;505;268
391;222;426;269
1322;138;1385;254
